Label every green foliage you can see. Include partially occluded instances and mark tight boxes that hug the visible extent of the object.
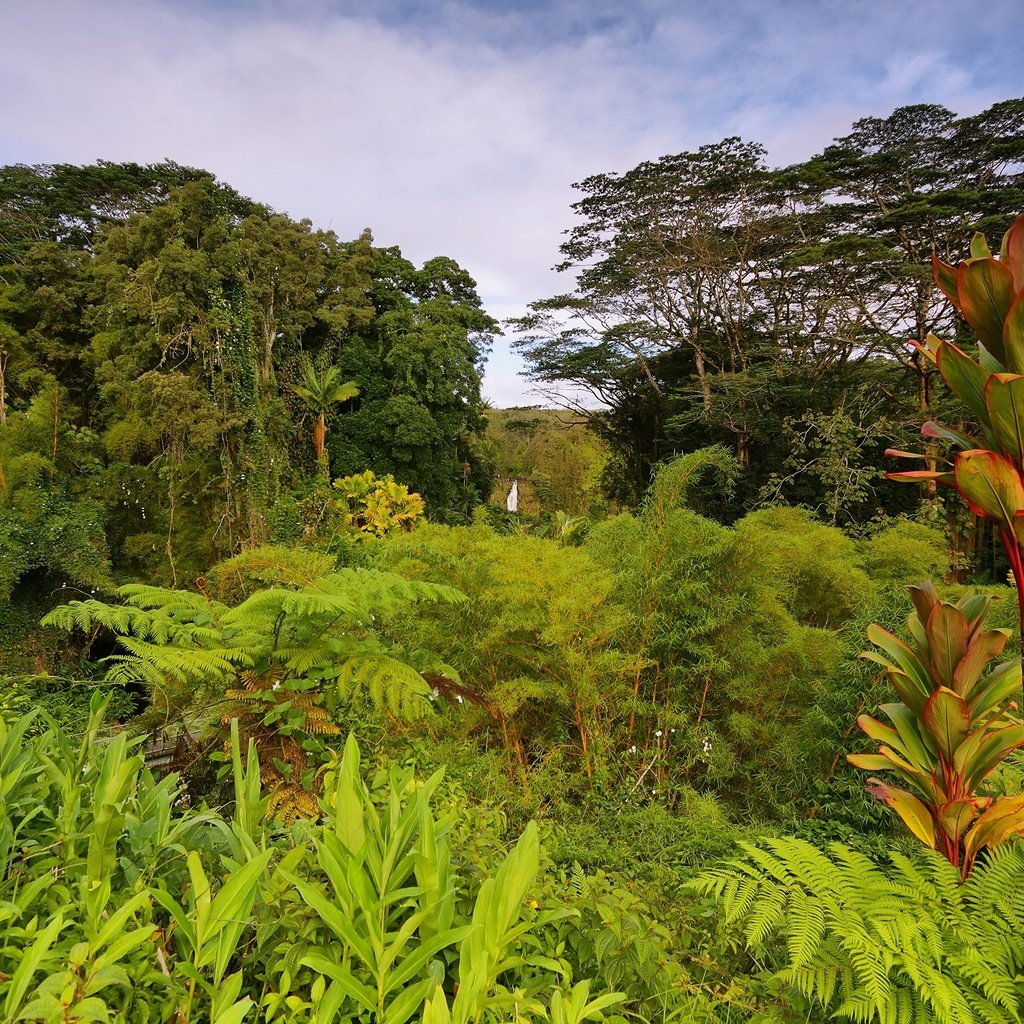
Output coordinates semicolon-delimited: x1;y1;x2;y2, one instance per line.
850;583;1024;876
693;836;1024;1023
857;523;951;586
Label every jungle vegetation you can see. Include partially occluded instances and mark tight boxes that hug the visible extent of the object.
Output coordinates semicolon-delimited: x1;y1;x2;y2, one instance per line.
3;98;1024;1024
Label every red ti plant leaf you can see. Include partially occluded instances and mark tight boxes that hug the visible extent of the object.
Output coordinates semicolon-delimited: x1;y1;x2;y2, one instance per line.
1002;291;1024;375
950;628;1010;697
866;781;937;849
956;258;1015;365
968;660;1022;719
924;602;969;689
984;373;1024;466
936;342;994;423
920;420;979;450
932;255;960;306
922;686;971;761
885;470;956;486
952;449;1024;529
963;791;1024;872
937;799;983;843
999;211;1024;293
960;723;1024;791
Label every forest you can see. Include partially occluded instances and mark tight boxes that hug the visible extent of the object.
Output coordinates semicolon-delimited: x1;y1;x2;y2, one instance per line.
2;98;1024;1023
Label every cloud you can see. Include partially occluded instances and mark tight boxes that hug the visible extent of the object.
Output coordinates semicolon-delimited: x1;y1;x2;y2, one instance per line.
1;0;1020;405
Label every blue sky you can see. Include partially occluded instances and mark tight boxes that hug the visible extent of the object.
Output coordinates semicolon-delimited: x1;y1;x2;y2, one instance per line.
2;0;1021;405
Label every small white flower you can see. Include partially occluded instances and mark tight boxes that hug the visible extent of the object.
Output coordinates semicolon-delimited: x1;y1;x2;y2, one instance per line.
272;681;281;691
456;695;463;703
655;730;662;737
629;745;637;753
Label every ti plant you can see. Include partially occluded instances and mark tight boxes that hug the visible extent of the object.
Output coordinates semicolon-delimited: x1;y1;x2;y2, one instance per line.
849;582;1024;877
886;212;1024;672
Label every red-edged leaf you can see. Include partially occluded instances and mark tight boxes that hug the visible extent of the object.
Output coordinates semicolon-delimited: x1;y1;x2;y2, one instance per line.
866;781;937;848
932;255;960;306
950;628;1010;697
924;601;969;689
936;342;992;422
922;686;971;761
908;582;940;627
920;420;979;450
970;232;993;260
1002;290;1024;375
865;624;932;693
885;470;956;486
968;660;1021;718
953;449;1024;527
884;448;929;459
1000;212;1024;292
937;799;981;842
957;258;1015;364
961;723;1024;790
963;791;1024;864
984;373;1024;463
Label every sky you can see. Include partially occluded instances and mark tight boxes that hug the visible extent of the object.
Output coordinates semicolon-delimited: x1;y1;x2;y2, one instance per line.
2;0;1022;405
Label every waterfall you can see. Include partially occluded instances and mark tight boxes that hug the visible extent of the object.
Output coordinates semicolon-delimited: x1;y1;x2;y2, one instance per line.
506;479;519;512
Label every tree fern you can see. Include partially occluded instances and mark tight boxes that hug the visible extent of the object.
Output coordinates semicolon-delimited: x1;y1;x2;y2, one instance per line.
43;559;468;729
690;836;1024;1024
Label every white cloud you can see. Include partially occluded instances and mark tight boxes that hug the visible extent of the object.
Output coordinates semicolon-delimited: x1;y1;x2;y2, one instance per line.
1;0;1019;404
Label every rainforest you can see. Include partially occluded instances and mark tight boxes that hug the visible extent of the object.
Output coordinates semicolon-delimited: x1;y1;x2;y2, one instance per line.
3;98;1024;1024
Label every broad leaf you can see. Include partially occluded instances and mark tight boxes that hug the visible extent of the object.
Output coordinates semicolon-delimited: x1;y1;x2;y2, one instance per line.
957;258;1015;364
924;601;969;689
984;373;1024;464
953;449;1024;528
936;342;991;423
922;687;971;761
1000;211;1024;292
1003;291;1024;374
866;781;936;848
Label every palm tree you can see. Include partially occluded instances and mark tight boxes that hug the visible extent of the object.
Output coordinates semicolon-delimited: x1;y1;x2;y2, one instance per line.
290;359;359;471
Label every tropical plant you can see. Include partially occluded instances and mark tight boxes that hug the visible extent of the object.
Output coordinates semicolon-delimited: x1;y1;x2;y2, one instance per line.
333;470;426;539
848;582;1024;877
41;561;465;816
290;359;359;470
887;213;1024;660
692;835;1024;1024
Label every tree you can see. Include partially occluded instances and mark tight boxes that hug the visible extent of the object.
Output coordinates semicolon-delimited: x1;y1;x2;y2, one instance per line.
290;359;358;471
512;100;1024;524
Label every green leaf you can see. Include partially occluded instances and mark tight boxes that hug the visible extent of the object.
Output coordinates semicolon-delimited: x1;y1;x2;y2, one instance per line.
923;601;969;689
970;232;993;260
957;258;1015;364
300;954;377;1014
953;449;1024;528
950;628;1009;697
936;342;992;423
984;373;1024;464
937;799;981;841
1000;212;1024;292
922;687;971;761
1002;291;1024;375
866;782;936;848
932;254;959;305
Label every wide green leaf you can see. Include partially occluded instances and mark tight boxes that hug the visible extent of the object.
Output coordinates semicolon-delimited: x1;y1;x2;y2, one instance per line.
984;373;1024;464
923;601;969;689
1000;211;1024;292
865;782;936;848
956;258;1015;364
922;687;971;761
953;449;1024;528
936;342;992;423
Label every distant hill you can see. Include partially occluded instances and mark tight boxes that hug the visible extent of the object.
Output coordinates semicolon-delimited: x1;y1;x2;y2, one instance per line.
483;408;610;517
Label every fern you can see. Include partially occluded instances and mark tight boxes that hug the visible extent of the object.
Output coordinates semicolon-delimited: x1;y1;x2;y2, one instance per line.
44;564;463;716
690;836;1024;1024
